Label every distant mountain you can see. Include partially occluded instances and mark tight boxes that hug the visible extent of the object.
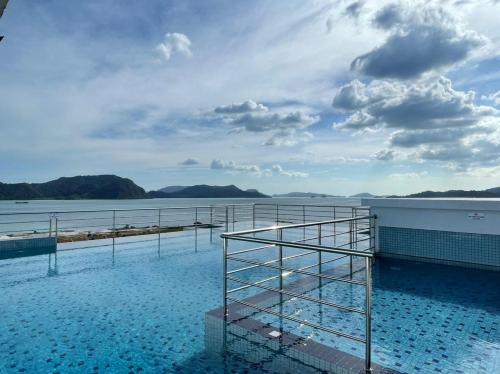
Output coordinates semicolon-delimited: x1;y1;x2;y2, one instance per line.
399;187;500;198
350;192;379;198
273;192;343;198
0;176;269;200
148;184;269;198
0;175;146;200
158;185;188;193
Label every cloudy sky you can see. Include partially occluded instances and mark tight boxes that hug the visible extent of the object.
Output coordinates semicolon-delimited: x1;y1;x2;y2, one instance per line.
0;0;499;195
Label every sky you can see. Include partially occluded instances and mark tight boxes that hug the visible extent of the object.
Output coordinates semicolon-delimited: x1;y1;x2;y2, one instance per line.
0;0;499;196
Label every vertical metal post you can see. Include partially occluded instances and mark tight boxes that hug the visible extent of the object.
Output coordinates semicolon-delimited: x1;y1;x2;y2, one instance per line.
318;223;323;325
355;217;358;250
365;256;372;373
54;217;58;269
349;220;353;278
223;237;228;317
210;206;213;244
276;204;279;225
225;206;229;232
222;237;228;354
158;209;161;257
277;228;283;331
48;215;52;270
252;204;256;230
278;228;283;291
318;224;322;274
333;207;336;247
370;214;376;253
112;210;116;261
302;205;306;240
232;205;235;231
195;207;198;252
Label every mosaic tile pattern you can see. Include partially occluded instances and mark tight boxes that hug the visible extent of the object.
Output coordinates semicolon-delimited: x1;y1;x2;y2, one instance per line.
0;237;56;259
232;257;500;374
0;227;499;373
379;226;500;268
0;231;262;373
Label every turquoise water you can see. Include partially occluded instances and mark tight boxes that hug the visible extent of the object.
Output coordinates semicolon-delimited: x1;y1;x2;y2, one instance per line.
0;228;499;373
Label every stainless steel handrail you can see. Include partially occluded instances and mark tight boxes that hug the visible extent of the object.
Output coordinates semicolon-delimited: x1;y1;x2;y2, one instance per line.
221;214;375;373
221;215;374;237
224;235;374;258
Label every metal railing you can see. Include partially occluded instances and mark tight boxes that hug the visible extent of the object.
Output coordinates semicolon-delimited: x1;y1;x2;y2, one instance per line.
0;203;370;262
221;214;376;372
0;204;257;254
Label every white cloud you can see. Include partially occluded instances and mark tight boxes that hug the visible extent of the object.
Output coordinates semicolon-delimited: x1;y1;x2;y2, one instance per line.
271;164;308;178
214;100;268;114
156;32;192;61
210;159;307;178
210;159;261;173
389;171;428;180
264;130;313;147
483;90;500;105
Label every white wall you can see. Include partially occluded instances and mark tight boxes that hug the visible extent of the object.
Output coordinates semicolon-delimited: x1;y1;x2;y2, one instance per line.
362;198;500;235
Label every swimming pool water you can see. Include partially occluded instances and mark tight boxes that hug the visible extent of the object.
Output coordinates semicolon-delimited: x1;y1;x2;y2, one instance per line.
0;229;499;373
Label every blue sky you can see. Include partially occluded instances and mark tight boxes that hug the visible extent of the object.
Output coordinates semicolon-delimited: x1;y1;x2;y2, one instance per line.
0;0;499;195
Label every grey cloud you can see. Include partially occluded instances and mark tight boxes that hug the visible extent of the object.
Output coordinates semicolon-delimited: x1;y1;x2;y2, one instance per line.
390;126;493;148
351;4;485;79
334;77;497;131
214;100;268;114
373;149;395;161
373;3;404;30
214;100;319;146
332;79;370;111
179;158;200;165
232;111;318;133
326;17;334;34
414;133;500;170
344;1;364;18
418;144;475;163
333;76;500;169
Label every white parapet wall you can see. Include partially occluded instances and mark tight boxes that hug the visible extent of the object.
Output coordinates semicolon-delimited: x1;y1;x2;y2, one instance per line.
361;198;500;270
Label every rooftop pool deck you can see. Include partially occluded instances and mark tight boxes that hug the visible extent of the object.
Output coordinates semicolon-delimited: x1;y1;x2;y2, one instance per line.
1;228;499;373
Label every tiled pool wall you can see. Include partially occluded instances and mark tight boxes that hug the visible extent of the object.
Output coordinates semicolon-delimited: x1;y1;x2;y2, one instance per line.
378;226;500;270
0;237;56;259
362;198;500;271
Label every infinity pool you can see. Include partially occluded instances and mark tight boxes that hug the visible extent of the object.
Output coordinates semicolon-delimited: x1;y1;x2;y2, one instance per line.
0;230;499;373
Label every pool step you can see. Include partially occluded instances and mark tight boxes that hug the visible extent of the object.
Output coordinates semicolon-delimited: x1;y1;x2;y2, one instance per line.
205;307;400;374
